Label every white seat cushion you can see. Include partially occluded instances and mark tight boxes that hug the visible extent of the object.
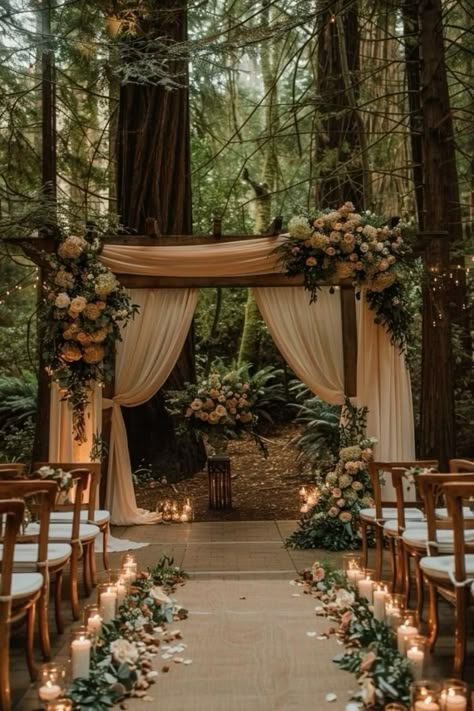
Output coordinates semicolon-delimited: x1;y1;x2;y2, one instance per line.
0;543;71;569
402;528;474;553
50;510;110;526
384;519;426;535
419;554;474;582
11;572;43;600
27;521;100;542
436;506;474;521
360;507;424;522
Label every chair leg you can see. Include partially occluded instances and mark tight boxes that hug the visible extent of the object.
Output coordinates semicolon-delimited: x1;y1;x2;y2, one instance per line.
403;546;412;608
26;603;38;681
70;545;80;620
374;525;384;581
361;521;369;569
55;570;64;634
0;618;11;711
388;536;397;590
38;584;51;660
83;543;91;596
395;539;404;593
453;587;469;678
89;540;97;587
102;526;109;571
415;557;425;621
427;582;439;651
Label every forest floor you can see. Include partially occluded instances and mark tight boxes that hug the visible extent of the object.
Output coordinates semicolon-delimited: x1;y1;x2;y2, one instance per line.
134;423;309;522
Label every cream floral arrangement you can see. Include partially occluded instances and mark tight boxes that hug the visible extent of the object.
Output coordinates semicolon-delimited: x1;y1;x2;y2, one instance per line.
276;203;413;351
43;234;138;441
35;464;73;492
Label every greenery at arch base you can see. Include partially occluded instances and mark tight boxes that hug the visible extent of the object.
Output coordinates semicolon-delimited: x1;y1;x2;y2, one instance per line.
287;403;376;552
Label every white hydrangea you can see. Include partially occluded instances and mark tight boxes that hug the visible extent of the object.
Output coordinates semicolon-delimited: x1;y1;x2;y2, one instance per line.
95;272;119;297
288;216;312;240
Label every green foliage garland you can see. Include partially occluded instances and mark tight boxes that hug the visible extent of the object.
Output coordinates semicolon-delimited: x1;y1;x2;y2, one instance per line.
42;234;138;442
302;561;414;708
276;203;413;352
287;404;375;551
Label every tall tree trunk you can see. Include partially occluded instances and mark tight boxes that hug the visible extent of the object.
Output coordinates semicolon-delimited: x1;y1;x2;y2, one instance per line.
419;0;461;467
116;0;205;480
315;0;364;209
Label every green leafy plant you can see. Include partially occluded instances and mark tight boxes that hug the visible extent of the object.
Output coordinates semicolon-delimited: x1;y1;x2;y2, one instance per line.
0;374;37;430
289;383;341;466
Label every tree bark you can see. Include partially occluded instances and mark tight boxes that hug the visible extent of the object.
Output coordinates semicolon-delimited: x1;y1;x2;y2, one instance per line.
418;0;461;467
314;0;364;209
115;0;205;479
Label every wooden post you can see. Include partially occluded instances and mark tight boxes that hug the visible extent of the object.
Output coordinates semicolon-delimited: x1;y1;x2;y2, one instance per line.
340;288;357;398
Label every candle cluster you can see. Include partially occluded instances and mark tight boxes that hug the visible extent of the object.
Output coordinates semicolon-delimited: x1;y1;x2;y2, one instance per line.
298;486;318;514
156;498;193;523
410;679;468;711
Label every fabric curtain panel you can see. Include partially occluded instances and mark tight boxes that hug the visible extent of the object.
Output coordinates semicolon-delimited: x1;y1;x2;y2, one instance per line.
100;237;286;277
356;293;415;498
49;383;102;463
253;287;345;405
102;288;198;525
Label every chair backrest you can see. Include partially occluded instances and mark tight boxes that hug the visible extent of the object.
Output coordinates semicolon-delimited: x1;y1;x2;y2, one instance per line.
443;481;474;583
418;472;474;554
368;460;439;518
0;464;27;479
0;480;57;566
449;459;474;473
391;463;438;532
32;462;100;520
0;499;25;604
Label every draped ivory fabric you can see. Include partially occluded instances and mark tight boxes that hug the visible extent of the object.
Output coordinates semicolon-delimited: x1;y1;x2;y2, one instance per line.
49;383;102;462
253;287;345;405
100;238;285;276
356;294;415;499
102;288;198;525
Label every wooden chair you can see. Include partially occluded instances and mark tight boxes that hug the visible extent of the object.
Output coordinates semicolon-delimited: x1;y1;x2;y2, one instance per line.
0;498;43;711
0;464;27;478
30;468;100;621
0;479;69;659
420;480;474;677
33;461;109;578
400;470;474;618
360;460;437;580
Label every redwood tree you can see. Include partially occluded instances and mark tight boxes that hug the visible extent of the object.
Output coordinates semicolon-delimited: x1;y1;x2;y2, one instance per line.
114;0;204;478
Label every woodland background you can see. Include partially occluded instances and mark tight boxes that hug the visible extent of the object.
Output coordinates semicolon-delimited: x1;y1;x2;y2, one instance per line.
0;0;472;480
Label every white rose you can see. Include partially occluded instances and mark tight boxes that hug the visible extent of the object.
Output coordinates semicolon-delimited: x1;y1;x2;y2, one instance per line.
55;293;70;309
148;586;172;606
110;638;139;666
288;216;312;240
69;296;87;313
335;588;355;608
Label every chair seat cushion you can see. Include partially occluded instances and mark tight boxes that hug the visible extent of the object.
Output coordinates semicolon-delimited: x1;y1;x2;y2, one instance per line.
436;506;474;521
1;543;71;569
360;507;424;522
419;554;474;583
27;521;100;542
384;519;426;535
11;572;43;600
402;528;474;553
51;510;110;526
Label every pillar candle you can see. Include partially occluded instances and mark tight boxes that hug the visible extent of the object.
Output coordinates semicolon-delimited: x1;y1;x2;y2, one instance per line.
38;682;62;701
397;623;419;654
442;690;467;711
414;698;439;711
407;645;424;680
346;568;362;585
99;587;117;623
116;580;127;606
86;614;102;635
71;637;91;680
373;587;386;622
358;576;373;602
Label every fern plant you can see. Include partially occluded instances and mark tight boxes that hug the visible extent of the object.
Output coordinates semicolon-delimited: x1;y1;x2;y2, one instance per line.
289;382;341;467
0;374;37;430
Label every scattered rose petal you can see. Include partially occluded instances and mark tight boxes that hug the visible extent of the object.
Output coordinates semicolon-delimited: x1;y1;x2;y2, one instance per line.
174;657;184;663
317;634;329;640
239;596;246;600
325;693;337;702
161;666;170;673
161;653;172;659
184;659;193;665
291;593;301;597
306;632;317;637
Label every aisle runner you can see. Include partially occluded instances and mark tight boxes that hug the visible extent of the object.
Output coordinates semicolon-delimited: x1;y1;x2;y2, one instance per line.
125;578;355;711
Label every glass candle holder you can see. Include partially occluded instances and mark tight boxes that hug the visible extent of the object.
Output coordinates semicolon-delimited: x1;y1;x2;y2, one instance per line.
358;569;375;603
406;636;428;680
384;704;408;711
162;500;172;522
45;700;73;711
342;554;363;585
397;612;420;655
121;553;138;580
70;627;91;680
172;501;181;522
183;497;193;519
97;582;118;622
373;582;389;622
384;592;405;629
440;680;468;711
107;569;128;607
83;603;102;638
410;681;442;710
37;663;67;703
